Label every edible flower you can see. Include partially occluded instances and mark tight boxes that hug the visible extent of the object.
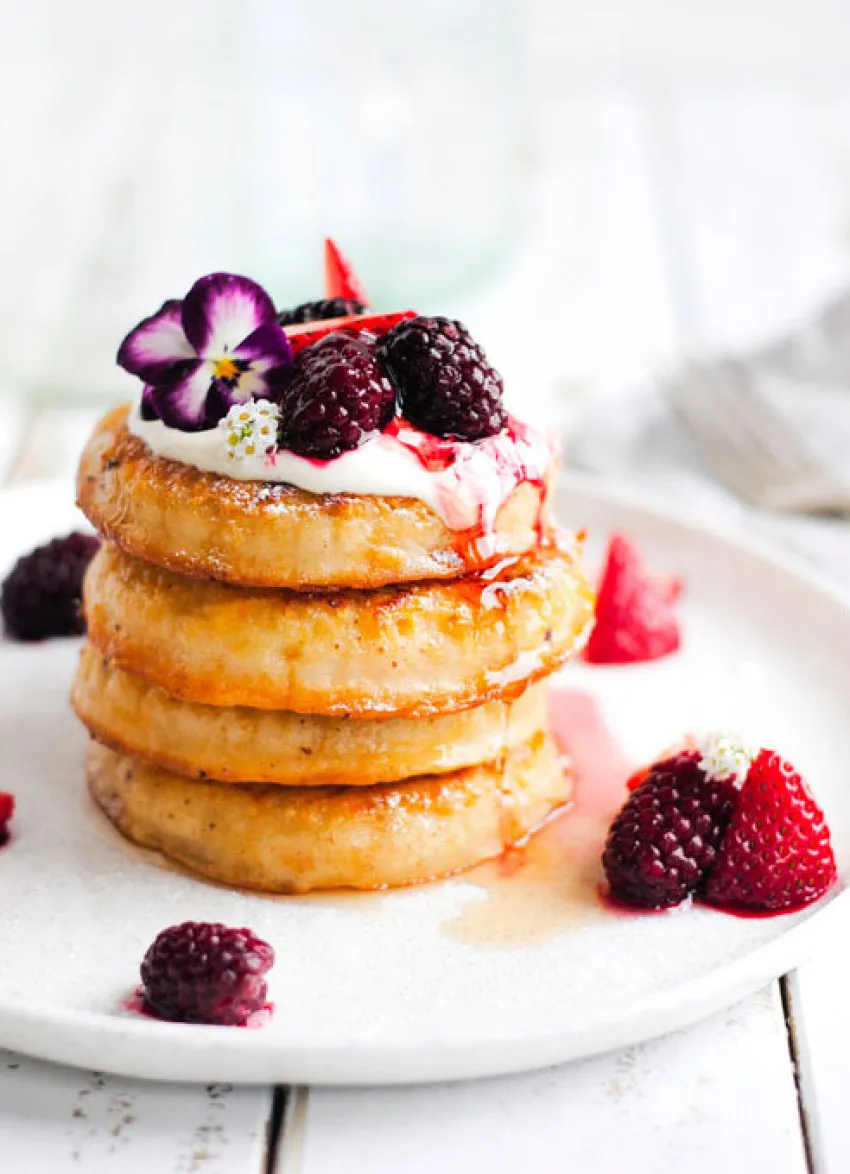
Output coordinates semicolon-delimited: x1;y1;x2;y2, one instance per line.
118;273;292;431
220;399;281;462
698;731;756;784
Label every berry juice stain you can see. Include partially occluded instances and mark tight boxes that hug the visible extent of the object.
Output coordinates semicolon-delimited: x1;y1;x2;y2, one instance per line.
446;686;633;946
547;687;633;820
121;990;273;1028
693;895;833;920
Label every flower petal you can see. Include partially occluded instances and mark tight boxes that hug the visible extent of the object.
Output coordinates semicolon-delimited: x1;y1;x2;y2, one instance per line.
204;368;276;419
205;378;243;422
182;273;277;357
232;321;293;369
117;299;195;382
148;360;217;431
139;386;160;420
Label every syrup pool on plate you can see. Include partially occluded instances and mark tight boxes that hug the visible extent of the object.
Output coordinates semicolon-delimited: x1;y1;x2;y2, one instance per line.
446;686;633;946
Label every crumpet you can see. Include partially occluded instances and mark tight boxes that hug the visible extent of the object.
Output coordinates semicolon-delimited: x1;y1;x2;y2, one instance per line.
73;646;549;787
77;406;555;591
83;539;594;717
87;733;571;893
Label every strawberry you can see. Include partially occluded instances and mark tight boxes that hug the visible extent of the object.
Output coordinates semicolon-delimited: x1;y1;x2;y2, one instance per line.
324;238;368;303
0;791;15;846
704;750;837;911
585;533;682;664
285;310;415;357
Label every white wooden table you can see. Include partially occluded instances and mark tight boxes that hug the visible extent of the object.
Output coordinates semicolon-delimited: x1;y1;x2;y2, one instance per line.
2;82;850;1172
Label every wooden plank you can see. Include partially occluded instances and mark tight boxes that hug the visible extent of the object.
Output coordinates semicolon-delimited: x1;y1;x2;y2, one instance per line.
0;1051;274;1173
295;987;806;1174
783;958;850;1174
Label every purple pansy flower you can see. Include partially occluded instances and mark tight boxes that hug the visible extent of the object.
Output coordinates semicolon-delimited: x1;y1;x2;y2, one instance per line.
117;274;293;431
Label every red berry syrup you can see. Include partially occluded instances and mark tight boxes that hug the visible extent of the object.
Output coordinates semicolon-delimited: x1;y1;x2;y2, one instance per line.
122;989;274;1028
547;687;633;821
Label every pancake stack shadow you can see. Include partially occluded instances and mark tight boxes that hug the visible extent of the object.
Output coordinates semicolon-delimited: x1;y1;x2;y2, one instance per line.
72;407;595;893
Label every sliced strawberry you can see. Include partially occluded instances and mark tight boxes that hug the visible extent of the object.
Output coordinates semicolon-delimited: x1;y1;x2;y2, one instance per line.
285;310;415;356
704;751;836;912
585;533;682;665
661;575;684;604
0;791;14;846
324;238;368;303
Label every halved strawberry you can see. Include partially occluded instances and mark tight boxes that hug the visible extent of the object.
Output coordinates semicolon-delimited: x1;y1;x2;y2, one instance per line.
285;310;415;356
324;238;368;302
585;533;682;665
703;751;836;912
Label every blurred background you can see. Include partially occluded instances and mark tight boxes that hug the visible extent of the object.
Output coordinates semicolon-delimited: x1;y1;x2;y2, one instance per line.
1;0;850;438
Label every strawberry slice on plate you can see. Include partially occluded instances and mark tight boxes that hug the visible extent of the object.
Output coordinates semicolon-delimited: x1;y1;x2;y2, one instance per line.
585;533;682;664
0;791;15;846
704;750;837;912
324;237;368;303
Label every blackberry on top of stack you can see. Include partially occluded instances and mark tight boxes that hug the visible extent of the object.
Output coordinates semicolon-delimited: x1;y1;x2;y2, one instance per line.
73;241;594;892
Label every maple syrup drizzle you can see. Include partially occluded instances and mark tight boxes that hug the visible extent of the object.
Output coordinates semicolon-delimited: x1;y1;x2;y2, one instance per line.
446;687;633;946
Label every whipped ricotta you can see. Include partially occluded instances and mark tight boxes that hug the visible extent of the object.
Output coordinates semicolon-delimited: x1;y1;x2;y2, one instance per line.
128;400;554;545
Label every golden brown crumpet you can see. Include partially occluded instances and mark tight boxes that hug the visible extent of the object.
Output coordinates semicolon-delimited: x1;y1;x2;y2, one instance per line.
73;647;549;787
77;406;556;590
83;540;594;717
87;734;571;893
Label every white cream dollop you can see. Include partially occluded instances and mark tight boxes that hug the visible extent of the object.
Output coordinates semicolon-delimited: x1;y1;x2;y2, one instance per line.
128;399;554;547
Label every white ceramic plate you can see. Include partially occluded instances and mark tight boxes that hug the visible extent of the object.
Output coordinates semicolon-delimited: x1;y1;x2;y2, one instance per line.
1;475;849;1085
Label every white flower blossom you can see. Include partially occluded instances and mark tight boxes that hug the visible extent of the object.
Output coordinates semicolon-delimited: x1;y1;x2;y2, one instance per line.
698;731;756;784
220;399;280;462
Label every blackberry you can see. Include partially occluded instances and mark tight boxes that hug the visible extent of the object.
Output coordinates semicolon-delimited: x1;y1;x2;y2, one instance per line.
602;752;739;909
377;316;506;441
140;921;275;1026
279;332;396;459
277;298;367;326
1;532;100;641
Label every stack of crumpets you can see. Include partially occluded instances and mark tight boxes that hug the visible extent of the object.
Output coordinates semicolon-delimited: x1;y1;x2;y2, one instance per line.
72;264;594;893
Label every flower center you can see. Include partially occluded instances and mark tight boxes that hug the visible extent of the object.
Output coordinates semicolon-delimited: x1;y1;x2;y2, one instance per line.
213;356;240;382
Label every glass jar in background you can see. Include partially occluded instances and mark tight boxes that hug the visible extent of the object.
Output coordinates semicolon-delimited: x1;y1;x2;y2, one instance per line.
246;0;526;306
0;0;526;403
